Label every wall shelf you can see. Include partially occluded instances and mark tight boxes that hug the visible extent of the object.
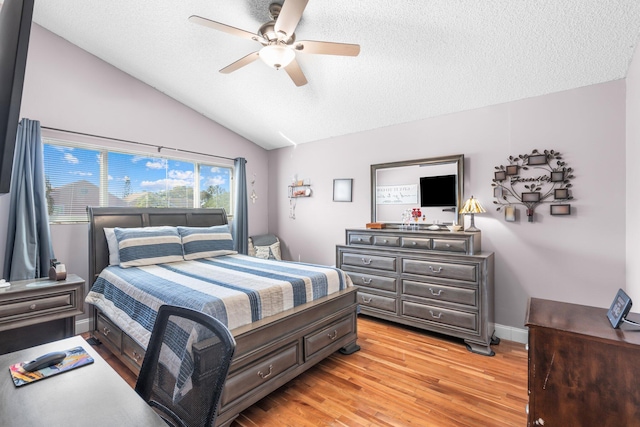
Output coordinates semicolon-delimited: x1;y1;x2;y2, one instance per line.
288;185;312;198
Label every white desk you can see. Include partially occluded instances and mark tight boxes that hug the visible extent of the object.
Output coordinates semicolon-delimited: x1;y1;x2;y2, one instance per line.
0;336;165;426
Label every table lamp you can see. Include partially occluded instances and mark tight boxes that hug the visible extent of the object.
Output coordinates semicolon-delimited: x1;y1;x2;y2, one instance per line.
459;196;485;232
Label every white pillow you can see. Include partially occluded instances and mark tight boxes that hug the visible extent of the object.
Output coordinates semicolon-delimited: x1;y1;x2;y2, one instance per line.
104;228;120;266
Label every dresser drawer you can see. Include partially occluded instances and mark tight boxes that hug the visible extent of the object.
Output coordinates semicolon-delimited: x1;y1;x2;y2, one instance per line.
373;235;400;247
349;234;373;245
0;293;73;322
403;259;477;282
96;312;123;351
347;272;396;292
341;252;396;272
402;280;477;306
122;333;146;369
401;237;432;250
304;316;354;359
221;344;299;407
358;291;397;313
432;239;468;253
402;301;477;331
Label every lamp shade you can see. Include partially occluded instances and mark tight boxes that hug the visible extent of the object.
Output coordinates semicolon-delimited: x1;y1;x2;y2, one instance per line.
259;44;295;69
460;196;486;214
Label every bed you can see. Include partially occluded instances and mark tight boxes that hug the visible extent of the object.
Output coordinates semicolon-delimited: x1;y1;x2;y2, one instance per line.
85;207;359;427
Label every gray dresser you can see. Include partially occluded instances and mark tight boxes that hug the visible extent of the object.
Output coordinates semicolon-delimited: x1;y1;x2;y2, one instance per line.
336;228;496;355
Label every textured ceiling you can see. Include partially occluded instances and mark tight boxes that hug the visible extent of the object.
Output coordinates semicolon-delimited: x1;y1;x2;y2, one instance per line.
31;0;640;150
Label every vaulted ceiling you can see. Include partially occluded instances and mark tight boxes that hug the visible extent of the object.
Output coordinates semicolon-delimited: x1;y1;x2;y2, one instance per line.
31;0;640;150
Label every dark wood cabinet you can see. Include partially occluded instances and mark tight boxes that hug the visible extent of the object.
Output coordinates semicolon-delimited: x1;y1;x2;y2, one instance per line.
526;298;640;426
0;274;84;354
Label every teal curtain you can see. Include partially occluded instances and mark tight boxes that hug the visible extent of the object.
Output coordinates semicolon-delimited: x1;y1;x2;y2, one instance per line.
3;119;54;280
232;157;248;254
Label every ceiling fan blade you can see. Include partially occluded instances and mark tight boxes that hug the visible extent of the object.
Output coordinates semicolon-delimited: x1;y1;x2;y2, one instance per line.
284;59;308;87
274;0;309;38
219;51;260;74
294;40;360;56
189;15;265;43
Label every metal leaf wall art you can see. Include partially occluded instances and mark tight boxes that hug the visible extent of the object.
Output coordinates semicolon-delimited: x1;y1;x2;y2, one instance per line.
491;149;574;222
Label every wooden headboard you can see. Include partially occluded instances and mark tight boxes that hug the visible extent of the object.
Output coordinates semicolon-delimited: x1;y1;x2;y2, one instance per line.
87;207;228;284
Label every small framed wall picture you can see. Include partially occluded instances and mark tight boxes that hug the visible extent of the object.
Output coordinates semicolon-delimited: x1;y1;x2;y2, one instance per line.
554;188;569;199
493;186;503;198
550;171;564;182
494;171;507;181
505;205;516;222
527;154;547;165
505;165;518;175
550;204;571;215
333;178;353;202
522;192;541;203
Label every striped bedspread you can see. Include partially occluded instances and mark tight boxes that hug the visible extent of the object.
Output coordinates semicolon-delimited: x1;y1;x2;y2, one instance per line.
85;254;352;399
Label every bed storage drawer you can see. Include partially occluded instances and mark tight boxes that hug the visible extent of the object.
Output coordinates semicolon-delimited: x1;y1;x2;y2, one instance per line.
221;344;299;407
122;334;145;369
96;312;122;351
346;272;396;292
402;301;477;331
304;316;354;360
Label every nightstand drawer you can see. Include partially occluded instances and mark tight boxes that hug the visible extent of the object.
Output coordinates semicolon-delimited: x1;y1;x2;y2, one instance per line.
0;293;72;320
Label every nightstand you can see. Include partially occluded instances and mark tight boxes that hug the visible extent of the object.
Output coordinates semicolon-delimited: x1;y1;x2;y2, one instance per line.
0;274;84;354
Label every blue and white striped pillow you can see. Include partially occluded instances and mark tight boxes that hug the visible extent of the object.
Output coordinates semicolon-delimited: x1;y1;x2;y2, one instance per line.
114;226;184;268
177;225;236;260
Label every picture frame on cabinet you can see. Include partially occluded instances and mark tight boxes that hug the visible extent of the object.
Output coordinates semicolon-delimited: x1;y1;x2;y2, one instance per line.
333;178;353;202
607;288;633;328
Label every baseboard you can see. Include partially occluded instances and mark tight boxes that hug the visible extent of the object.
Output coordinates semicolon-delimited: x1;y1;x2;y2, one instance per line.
494;323;528;344
75;318;91;335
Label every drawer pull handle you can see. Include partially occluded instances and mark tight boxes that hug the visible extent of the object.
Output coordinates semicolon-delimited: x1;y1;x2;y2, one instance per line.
361;258;372;265
29;304;37;310
412;241;417;245
429;288;443;296
429;310;443;319
258;364;273;379
132;351;143;362
362;296;373;303
382;239;388;243
361;277;372;284
357;237;362;242
446;244;451;248
102;327;110;336
328;330;338;340
429;266;443;273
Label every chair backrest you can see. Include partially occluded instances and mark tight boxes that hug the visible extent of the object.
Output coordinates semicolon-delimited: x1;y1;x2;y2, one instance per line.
135;305;236;427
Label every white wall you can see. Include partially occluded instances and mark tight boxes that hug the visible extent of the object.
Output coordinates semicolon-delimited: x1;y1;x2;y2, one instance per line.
627;44;640;310
0;25;271;319
268;80;627;331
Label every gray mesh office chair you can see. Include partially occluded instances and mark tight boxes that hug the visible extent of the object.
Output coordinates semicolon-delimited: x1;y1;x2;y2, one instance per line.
135;305;236;427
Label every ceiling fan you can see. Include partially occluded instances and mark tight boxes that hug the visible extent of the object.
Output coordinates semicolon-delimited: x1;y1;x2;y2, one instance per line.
189;0;360;87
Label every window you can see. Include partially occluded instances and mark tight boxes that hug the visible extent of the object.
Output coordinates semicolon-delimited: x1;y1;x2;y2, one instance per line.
43;139;233;223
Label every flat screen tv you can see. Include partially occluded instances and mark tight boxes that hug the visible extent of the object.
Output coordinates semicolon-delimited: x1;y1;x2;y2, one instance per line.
420;174;456;207
0;0;34;194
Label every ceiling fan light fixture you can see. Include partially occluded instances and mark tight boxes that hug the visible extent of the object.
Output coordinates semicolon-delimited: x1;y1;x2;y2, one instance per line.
259;44;295;69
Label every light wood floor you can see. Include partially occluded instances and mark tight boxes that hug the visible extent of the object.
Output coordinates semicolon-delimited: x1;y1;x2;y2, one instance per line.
85;316;528;427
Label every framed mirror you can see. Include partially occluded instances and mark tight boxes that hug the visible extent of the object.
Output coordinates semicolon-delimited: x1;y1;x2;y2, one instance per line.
371;154;464;227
